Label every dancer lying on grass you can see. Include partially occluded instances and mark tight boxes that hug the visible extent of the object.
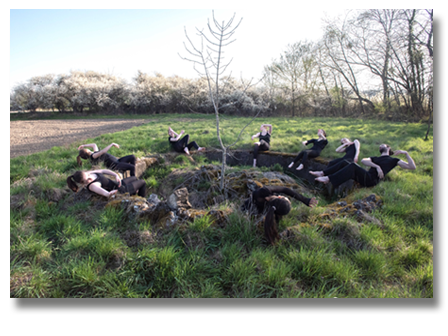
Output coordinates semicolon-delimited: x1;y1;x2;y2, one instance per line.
251;124;272;167
309;138;360;178
77;143;136;177
67;169;146;198
288;129;328;171
313;144;416;189
168;127;205;155
242;186;318;245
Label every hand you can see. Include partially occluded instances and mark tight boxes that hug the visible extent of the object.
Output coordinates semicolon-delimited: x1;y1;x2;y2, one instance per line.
115;176;121;187
309;197;318;208
302;141;307;146
109;190;118;198
251;135;254;140
354;157;358;163
181;130;185;134
112;143;120;148
78;145;83;150
376;167;384;179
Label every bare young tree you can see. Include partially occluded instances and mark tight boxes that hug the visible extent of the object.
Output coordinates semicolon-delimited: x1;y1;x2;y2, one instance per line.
179;11;263;191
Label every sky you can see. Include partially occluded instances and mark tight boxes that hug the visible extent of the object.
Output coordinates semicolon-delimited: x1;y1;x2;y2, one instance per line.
10;8;349;89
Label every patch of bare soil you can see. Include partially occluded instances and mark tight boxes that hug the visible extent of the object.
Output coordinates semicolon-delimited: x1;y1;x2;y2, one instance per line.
10;119;155;158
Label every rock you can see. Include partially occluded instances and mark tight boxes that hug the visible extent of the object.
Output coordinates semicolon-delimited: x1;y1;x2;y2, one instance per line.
167;187;192;211
147;194;160;207
355;210;383;228
163;211;178;228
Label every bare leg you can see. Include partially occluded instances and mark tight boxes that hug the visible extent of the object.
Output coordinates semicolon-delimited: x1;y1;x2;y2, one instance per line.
315;176;330;184
309;171;324;177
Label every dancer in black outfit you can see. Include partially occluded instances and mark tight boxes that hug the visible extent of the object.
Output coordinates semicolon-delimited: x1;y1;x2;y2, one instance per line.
251;124;272;167
77;143;136;177
309;138;360;177
168;127;205;155
242;186;318;245
67;169;146;198
288;129;328;171
314;144;416;189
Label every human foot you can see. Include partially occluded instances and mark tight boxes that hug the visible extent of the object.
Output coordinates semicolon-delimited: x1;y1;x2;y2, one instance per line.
296;164;304;171
315;176;330;184
309;171;324;177
288;162;294;169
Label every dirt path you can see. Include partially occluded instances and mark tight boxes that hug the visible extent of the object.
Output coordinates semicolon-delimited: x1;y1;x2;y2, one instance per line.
10;119;155;158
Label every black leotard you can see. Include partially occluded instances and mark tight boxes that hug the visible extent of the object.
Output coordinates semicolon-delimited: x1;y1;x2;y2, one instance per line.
90;151;136;176
169;134;199;153
327;143;357;168
326;155;400;188
258;132;271;144
86;173;118;192
306;138;328;154
86;173;146;197
342;143;356;161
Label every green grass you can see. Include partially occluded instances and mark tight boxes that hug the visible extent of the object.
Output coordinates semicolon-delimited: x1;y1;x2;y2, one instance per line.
10;114;433;297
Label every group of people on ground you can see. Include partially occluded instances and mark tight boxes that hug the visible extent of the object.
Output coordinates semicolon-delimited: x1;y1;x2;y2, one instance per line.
67;123;416;245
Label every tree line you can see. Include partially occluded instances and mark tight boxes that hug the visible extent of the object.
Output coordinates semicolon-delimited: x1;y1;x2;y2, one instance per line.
10;9;432;122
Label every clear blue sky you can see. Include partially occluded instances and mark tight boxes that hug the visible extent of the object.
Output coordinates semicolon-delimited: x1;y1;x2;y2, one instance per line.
10;8;347;89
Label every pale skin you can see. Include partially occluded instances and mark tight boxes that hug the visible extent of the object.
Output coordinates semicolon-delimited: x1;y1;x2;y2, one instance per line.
251;124;272;167
289;129;326;170
78;143;120;160
79;169;121;198
315;144;416;184
310;138;360;177
168;127;205;155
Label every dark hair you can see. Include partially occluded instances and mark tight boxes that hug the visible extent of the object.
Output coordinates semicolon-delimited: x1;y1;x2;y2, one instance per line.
264;197;291;245
77;149;91;166
321;129;327;137
379;144;394;155
67;171;85;192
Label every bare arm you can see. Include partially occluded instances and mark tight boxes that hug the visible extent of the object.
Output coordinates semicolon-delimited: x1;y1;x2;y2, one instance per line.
87;183;118;198
170;129;184;142
353;140;360;163
394;150;416;170
78;143;99;152
335;143;349;153
251;132;260;141
262;124;272;135
361;158;384;179
91;143;119;159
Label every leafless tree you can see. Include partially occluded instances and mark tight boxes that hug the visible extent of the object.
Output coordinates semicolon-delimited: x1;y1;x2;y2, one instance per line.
179;11;264;191
320;14;374;115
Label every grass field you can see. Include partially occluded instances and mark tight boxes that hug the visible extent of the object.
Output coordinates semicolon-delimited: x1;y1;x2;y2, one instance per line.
10;114;433;298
